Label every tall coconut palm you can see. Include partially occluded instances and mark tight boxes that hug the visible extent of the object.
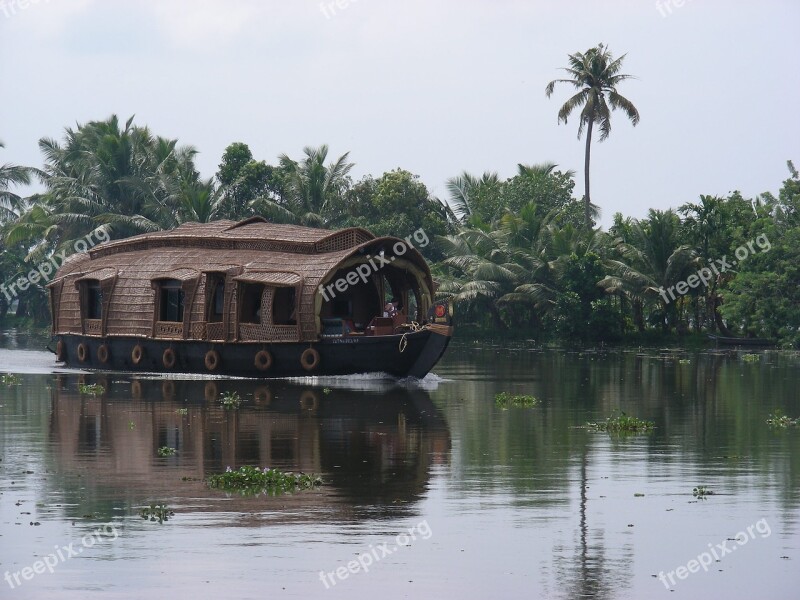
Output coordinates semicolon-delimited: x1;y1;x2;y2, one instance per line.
545;43;640;228
278;145;353;225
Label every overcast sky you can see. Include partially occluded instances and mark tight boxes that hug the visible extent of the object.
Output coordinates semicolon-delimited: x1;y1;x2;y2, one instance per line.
1;0;798;227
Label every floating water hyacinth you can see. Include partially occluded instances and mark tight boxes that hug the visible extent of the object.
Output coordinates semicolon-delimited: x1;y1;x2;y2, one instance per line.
207;465;321;496
1;374;21;386
586;410;654;433
766;410;799;428
494;392;539;409
78;383;104;395
219;391;243;409
140;504;174;523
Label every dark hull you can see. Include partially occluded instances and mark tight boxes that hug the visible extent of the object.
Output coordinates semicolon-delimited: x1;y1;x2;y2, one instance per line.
55;328;453;379
707;334;775;347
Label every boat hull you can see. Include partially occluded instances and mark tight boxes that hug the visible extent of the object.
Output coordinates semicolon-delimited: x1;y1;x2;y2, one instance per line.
707;334;775;347
54;326;453;379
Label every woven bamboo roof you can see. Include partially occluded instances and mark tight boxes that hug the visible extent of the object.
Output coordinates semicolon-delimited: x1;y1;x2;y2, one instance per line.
233;272;303;286
88;217;376;258
54;217;431;284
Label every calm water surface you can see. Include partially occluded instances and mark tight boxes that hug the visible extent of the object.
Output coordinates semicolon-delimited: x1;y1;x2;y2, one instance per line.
1;330;798;599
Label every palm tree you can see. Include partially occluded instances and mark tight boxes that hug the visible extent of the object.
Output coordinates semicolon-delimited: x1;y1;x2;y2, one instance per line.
445;171;500;225
437;202;612;332
601;209;698;333
436;227;518;329
33;114;197;248
0;141;35;319
0;141;32;222
174;178;225;224
278;145;353;225
678;195;725;331
516;161;558;178
545;43;640;228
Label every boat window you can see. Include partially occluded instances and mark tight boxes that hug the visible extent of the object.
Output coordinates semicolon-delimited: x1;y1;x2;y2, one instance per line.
331;297;351;318
159;279;185;322
273;286;296;325
86;280;103;319
407;288;419;321
240;283;264;324
208;277;225;323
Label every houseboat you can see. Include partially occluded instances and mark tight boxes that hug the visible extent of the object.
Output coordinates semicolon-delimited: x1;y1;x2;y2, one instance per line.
48;217;453;378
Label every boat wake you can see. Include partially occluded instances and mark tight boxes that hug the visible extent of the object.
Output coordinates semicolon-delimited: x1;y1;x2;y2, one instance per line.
281;371;450;392
0;349;87;375
0;348;450;391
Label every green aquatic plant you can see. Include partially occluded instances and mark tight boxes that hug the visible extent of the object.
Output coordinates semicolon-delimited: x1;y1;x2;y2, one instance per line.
157;446;176;457
692;486;714;498
495;392;539;409
207;465;321;496
587;411;654;433
78;383;105;395
741;353;760;362
766;409;799;428
1;374;21;386
140;503;174;523
219;391;243;409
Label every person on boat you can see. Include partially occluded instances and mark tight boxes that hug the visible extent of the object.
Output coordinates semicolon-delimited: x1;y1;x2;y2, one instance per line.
384;298;399;318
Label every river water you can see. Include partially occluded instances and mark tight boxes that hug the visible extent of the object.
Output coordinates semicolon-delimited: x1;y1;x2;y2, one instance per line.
0;331;798;599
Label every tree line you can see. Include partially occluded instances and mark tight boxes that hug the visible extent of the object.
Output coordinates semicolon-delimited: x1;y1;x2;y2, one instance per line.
1;115;797;345
1;43;797;345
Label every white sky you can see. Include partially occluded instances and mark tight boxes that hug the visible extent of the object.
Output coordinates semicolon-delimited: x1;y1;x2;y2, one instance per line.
1;0;798;227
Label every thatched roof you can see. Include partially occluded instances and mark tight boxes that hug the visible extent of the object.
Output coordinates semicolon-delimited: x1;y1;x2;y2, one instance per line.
89;217;376;258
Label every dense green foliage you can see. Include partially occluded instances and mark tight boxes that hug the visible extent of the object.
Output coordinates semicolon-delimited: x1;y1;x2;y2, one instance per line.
1;115;798;347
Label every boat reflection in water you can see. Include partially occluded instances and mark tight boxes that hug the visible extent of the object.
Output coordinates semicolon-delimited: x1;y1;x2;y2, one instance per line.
47;375;450;520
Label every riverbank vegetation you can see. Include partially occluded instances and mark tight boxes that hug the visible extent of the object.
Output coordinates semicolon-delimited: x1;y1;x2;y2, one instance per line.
1;116;798;346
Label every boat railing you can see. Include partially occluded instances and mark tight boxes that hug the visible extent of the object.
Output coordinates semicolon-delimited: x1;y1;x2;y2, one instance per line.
155;321;184;339
206;322;225;341
84;319;103;336
239;323;299;342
